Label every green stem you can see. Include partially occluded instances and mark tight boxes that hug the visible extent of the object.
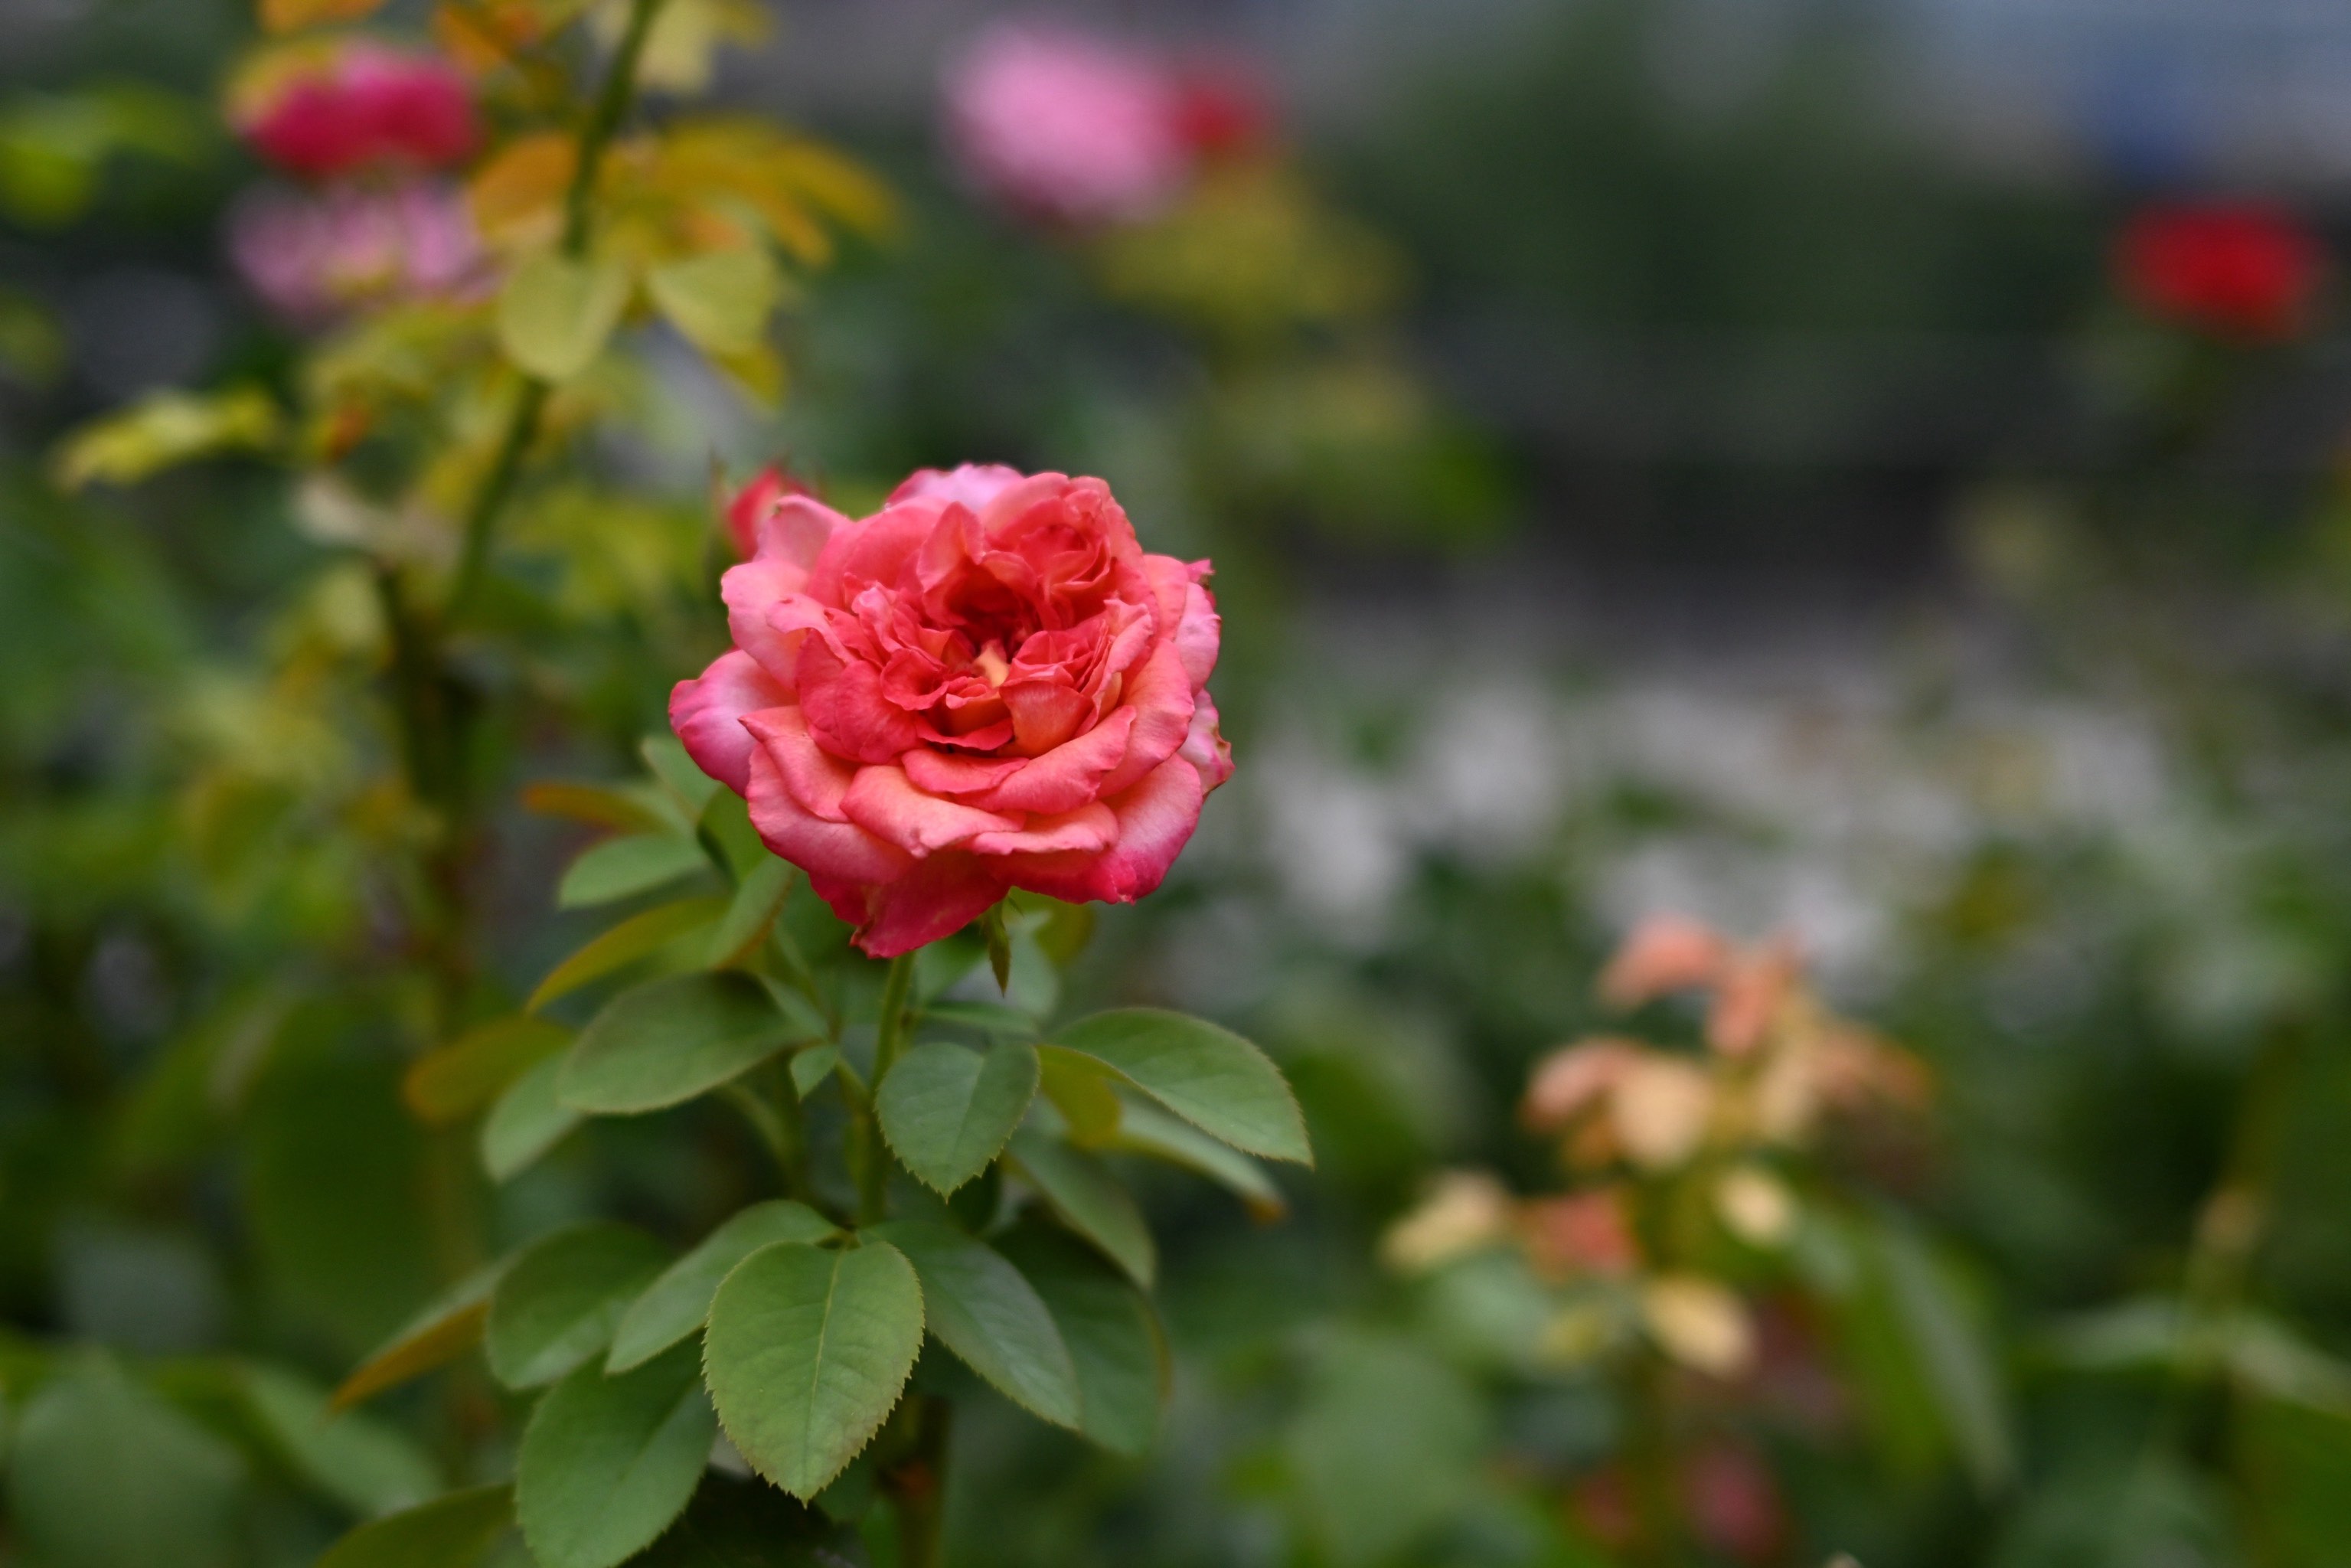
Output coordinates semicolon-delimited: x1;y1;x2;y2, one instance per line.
1621;1349;1683;1568
444;0;664;626
886;1394;952;1568
856;952;919;1223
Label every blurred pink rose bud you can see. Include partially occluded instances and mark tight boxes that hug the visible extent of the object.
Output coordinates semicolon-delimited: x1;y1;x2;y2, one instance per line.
1704;937;1799;1057
237;44;479;181
944;24;1196;226
1167;57;1273;159
230;180;486;322
1520;1190;1640;1279
723;464;818;561
671;465;1233;956
1521;1037;1644;1132
1598;914;1732;1008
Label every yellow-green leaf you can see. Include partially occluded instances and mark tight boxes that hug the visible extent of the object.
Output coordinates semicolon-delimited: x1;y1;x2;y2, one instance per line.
404;1018;574;1125
527;896;727;1013
646;247;779;355
51;385;281;489
497;251;631;381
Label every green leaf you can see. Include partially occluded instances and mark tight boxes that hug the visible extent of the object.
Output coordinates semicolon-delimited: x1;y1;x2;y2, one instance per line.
498;250;631;381
645;247;781;355
703;1240;924;1499
609;1201;840;1373
1054;1008;1310;1164
876;1040;1039;1195
487;1224;668;1389
51;384;281;490
529;897;728;1013
1035;1044;1122;1144
404;1017;574;1124
789;1044;841;1100
867;1220;1079;1429
524;779;687;838
926;999;1039;1037
560;972;805;1116
1109;1097;1287;1218
315;1484;514;1568
243;1363;440;1517
557;834;709;910
705;857;794;968
482;1053;583;1182
645;734;723;818
1006;1129;1155;1288
335;1262;508;1410
1867;1210;2014;1494
8;1353;244;1568
998;1228;1167;1456
518;1344;714;1568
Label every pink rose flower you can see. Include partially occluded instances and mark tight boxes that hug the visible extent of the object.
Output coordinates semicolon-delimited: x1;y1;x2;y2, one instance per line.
944;25;1196;226
229;180;486;322
671;465;1233;956
238;44;478;181
723;464;816;561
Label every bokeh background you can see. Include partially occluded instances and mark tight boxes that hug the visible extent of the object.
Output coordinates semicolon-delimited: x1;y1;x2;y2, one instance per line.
10;2;2351;1565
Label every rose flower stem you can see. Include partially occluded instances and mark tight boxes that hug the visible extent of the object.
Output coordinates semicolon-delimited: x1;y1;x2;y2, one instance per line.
857;952;920;1223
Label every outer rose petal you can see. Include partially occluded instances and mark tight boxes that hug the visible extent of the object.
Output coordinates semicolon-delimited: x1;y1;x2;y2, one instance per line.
671;650;789;795
969;802;1118;855
832;853;1009;958
1004;754;1204;904
1095;640;1195;798
805;503;939;607
746;747;913;884
752;495;847;571
1180;690;1234;791
843;766;1020;855
1174;578;1220;687
743;706;855;821
903;749;1027;798
889;463;1027;511
723;557;818;685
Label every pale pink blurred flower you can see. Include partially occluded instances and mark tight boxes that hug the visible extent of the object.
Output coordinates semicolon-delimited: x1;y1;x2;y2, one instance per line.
230;181;486;322
1521;1190;1640;1279
1521;1036;1644;1132
1704;937;1799;1057
1598;914;1732;1008
945;24;1196;226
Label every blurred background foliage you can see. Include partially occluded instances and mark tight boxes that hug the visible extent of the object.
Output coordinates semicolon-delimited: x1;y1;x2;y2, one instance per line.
8;0;2351;1565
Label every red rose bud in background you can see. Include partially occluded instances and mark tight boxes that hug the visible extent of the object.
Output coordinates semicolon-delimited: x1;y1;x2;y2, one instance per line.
672;465;1231;955
2115;200;2325;342
233;42;479;181
723;464;816;560
1167;57;1274;160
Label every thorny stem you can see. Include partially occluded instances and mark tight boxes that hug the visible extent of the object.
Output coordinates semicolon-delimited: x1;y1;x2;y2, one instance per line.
857;952;919;1223
885;1394;953;1568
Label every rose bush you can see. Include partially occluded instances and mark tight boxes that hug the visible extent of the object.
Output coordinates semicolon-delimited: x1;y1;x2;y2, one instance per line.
673;463;1232;954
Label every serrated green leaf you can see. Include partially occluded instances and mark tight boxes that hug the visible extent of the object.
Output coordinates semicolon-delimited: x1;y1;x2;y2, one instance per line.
482;1053;583;1182
560;972;805;1115
1055;1008;1310;1164
315;1484;514;1568
1109;1097;1287;1218
518;1344;714;1568
7;1353;244;1568
404;1017;574;1125
498;250;631;381
646;247;780;355
924;1000;1039;1037
529;897;728;1013
997;1227;1166;1456
487;1225;668;1390
557;834;709;910
1036;1044;1122;1144
704;1241;923;1499
335;1261;508;1410
876;1040;1038;1195
867;1220;1079;1429
704;858;792;968
1006;1129;1155;1288
609;1201;839;1373
789;1044;841;1100
243;1363;440;1517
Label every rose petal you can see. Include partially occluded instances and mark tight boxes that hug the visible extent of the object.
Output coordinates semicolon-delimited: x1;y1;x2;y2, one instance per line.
903;749;1027;798
743;705;856;822
671;649;788;795
1179;689;1233;792
1003;678;1093;756
847;851;1010;957
746;746;913;883
843;765;1021;855
806;501;938;608
722;557;821;687
889;463;1028;511
1174;578;1220;688
752;494;846;571
970;802;1118;856
1093;640;1194;798
798;637;924;764
1003;754;1203;903
976;705;1135;815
